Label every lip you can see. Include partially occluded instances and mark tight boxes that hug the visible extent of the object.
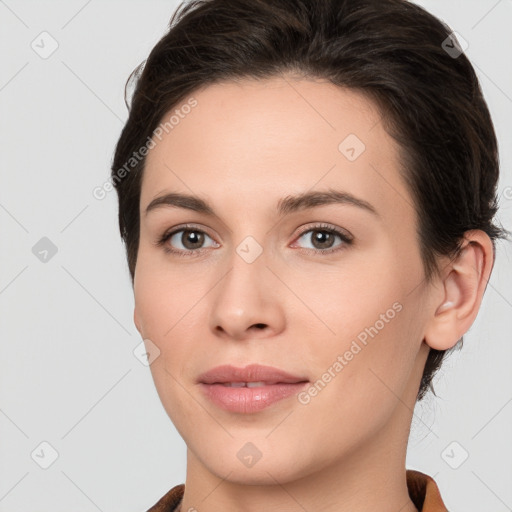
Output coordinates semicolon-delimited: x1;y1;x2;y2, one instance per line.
198;364;309;414
197;363;308;385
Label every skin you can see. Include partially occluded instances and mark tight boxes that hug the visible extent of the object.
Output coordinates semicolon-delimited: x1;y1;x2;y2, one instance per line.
133;75;494;512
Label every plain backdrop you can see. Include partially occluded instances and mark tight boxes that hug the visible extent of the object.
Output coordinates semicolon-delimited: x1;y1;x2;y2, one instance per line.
1;0;511;510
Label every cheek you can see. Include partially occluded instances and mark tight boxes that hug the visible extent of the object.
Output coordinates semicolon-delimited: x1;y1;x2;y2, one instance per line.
298;253;422;400
134;265;201;430
296;302;420;461
133;256;208;392
294;251;405;341
134;250;204;338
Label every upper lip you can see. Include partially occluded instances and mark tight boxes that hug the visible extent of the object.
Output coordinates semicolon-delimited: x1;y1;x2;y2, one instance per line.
198;364;309;385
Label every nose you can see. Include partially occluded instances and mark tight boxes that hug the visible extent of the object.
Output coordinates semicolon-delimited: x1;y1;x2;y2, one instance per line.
209;247;286;341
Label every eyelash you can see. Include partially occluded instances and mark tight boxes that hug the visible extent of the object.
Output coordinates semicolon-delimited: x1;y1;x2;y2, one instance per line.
156;223;353;258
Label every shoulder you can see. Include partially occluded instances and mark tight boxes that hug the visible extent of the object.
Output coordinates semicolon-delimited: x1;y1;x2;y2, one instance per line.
145;483;185;512
406;469;448;511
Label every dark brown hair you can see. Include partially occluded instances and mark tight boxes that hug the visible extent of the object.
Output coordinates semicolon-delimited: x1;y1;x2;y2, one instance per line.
111;0;508;401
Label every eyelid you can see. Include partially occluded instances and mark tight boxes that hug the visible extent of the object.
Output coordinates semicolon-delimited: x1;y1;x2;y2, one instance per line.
159;222;217;242
294;222;353;241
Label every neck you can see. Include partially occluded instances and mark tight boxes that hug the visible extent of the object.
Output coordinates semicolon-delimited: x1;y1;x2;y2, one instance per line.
179;412;418;512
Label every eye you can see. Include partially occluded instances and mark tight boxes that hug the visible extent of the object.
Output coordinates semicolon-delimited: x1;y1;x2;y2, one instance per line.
157;224;218;256
291;223;353;255
156;222;353;257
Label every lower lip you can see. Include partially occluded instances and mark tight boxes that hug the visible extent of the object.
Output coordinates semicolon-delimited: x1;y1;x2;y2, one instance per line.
199;382;309;413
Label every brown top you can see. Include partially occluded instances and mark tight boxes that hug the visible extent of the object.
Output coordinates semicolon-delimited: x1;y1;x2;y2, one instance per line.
146;469;448;511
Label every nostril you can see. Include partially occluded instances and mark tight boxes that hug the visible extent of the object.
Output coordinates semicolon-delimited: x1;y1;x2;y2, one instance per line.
254;323;266;329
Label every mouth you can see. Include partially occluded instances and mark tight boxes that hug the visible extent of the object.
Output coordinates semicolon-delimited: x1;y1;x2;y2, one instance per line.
197;364;309;413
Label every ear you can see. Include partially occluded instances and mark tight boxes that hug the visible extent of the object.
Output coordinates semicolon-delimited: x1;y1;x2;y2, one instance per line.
423;230;495;351
134;307;143;336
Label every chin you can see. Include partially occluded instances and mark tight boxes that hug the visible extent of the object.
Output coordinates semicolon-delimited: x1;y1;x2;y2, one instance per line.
208;460;302;486
195;441;314;486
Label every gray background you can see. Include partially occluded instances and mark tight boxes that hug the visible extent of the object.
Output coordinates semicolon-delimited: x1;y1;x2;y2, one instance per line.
1;0;511;510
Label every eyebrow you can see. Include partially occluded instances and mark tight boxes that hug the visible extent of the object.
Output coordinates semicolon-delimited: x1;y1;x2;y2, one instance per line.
145;188;379;218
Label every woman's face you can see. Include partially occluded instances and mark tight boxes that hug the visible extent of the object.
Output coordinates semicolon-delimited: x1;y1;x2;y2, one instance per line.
134;76;435;483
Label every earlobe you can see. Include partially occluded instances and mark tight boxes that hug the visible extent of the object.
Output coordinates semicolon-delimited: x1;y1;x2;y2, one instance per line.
423;230;494;351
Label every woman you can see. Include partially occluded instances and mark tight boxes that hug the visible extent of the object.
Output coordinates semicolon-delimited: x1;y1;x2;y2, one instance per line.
111;0;508;510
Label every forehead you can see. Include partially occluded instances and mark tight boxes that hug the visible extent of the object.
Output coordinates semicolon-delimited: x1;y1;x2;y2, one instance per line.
141;75;413;225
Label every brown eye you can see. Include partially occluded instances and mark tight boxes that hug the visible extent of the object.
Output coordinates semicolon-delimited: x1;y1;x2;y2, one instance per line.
308;230;336;250
158;226;219;256
178;230;205;250
292;224;353;255
168;229;214;251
